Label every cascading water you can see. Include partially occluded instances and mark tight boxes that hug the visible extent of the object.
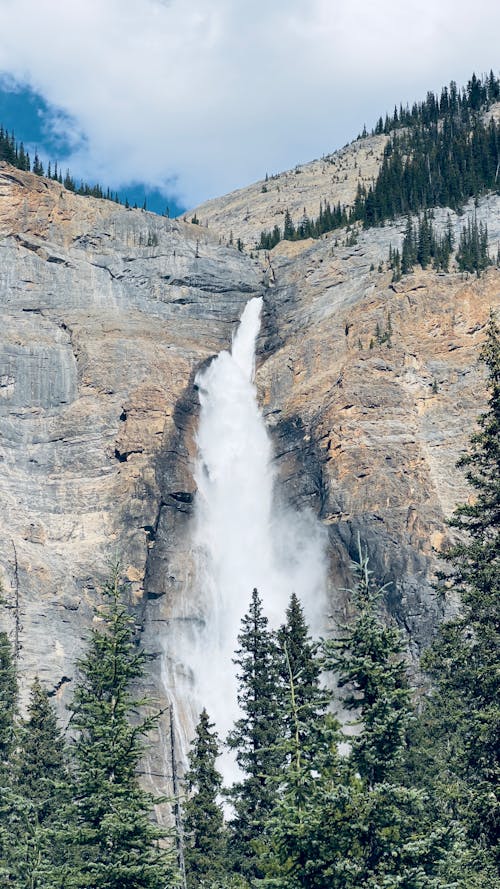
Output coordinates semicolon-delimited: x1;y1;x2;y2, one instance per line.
170;296;328;779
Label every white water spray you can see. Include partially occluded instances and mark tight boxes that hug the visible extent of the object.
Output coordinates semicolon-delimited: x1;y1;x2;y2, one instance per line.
174;297;328;778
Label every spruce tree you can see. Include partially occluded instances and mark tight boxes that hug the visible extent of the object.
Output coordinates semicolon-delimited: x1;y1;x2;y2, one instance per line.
276;593;329;766
421;312;500;861
227;589;281;879
0;631;18;883
257;614;346;888
322;547;448;887
12;677;74;888
183;709;227;888
67;565;175;889
401;215;416;274
0;630;17;762
327;548;412;787
283;209;295;241
456;215;491;275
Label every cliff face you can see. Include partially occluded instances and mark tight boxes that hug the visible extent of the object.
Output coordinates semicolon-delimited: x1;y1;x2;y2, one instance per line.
0;164;262;703
1;159;500;796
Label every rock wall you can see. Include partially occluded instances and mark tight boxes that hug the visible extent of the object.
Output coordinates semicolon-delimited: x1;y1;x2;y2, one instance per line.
1;161;500;803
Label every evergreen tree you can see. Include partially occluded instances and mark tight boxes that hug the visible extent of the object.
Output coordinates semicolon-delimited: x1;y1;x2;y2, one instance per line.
456;215;491;275
0;630;17;762
283;209;295;241
321;547;449;887
32;152;44;176
257;611;345;889
417;212;433;269
421;312;500;861
327;548;412;787
390;247;401;281
67;565;175;889
183;709;227;888
0;631;18;883
12;677;74;888
275;593;329;765
401;215;416;274
256;684;347;889
227;589;281;879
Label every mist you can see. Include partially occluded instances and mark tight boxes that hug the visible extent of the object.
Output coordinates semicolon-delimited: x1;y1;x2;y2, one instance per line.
177;297;328;780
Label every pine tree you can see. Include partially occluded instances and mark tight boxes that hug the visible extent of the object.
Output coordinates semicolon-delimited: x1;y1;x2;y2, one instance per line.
227;589;281;879
0;630;17;762
12;677;74;888
327;548;412;787
0;631;18;883
421;312;500;861
32;152;44;176
257;608;346;888
67;565;175;889
183;709;227;888
276;593;329;766
417;212;433;269
456;215;491;275
256;689;347;888
283;209;295;241
401;215;416;274
322;546;449;887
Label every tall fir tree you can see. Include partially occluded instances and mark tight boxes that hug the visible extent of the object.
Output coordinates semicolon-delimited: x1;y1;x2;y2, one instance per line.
0;630;17;763
275;593;329;767
0;630;19;883
67;565;175;889
12;677;74;888
322;547;449;887
327;548;412;787
183;709;227;889
420;312;500;863
227;589;281;880
257;605;345;888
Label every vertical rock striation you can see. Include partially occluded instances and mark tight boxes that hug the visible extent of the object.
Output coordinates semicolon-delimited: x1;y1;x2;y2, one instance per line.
1;160;500;802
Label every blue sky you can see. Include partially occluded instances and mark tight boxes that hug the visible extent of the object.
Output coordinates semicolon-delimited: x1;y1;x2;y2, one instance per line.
0;82;183;215
0;0;499;214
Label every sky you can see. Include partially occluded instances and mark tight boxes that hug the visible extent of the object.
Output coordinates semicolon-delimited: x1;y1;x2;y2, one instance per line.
0;0;499;215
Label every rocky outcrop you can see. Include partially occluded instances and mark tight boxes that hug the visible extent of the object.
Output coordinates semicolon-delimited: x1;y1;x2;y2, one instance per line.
1;159;500;802
257;213;500;653
186;133;389;249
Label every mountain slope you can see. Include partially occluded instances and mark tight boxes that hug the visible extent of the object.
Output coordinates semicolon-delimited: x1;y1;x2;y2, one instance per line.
186;133;387;248
1;90;500;803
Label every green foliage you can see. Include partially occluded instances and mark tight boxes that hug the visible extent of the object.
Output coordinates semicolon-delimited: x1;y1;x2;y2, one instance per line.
0;122;121;203
184;709;227;888
0;630;17;761
357;74;500;227
9;678;74;888
258;71;500;249
456;214;491;275
275;593;329;767
257;200;347;249
67;565;175;889
326;547;412;786
419;313;500;862
388;244;401;281
398;212;454;276
257;554;451;887
227;589;282;879
0;631;18;883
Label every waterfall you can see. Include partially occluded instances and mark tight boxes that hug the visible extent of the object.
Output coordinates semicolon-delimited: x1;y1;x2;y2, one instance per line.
172;296;327;779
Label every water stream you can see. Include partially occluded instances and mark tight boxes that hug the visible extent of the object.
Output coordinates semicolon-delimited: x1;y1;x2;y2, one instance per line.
170;297;327;780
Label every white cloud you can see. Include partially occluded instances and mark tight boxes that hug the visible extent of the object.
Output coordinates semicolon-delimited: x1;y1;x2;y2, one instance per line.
0;0;498;206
